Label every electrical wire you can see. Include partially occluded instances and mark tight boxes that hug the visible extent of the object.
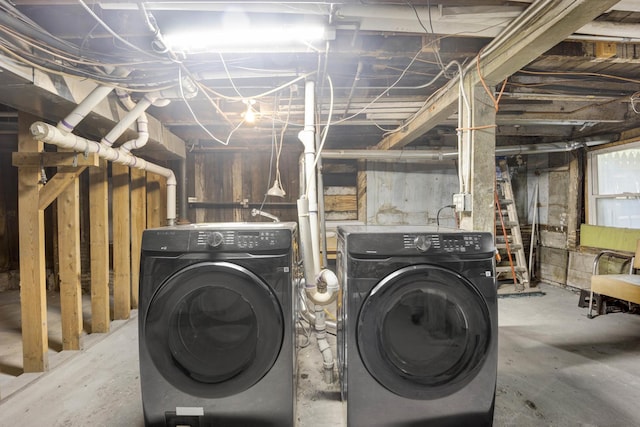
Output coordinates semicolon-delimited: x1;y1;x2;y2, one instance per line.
218;52;246;99
199;72;314;102
256;98;278;214
178;66;233;145
406;0;448;75
77;0;167;62
305;74;334;198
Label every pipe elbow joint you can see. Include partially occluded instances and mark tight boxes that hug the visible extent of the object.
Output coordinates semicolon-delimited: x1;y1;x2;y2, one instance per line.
305;287;337;305
317;269;339;292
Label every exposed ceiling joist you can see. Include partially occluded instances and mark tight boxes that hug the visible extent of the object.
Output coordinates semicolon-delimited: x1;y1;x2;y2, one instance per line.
0;57;186;160
376;0;622;150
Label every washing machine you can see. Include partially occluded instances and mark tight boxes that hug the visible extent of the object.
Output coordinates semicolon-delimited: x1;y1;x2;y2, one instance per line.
337;225;497;427
138;222;297;427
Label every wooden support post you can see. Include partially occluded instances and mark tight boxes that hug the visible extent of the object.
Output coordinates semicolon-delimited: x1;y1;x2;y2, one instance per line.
130;167;146;309
112;163;130;320
146;173;162;229
567;151;582;251
89;158;110;333
57;161;85;350
458;85;497;233
17;112;48;372
232;153;243;222
357;160;367;223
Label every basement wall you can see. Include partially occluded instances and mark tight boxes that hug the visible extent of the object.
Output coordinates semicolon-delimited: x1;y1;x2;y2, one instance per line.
366;161;459;227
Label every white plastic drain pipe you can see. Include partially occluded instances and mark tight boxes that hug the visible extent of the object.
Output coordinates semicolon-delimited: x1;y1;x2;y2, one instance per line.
38;85;179;225
30;121;177;226
296;79;338;384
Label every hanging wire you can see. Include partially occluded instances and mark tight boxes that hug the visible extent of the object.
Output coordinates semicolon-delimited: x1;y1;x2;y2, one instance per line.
305;74;334;198
77;0;167;61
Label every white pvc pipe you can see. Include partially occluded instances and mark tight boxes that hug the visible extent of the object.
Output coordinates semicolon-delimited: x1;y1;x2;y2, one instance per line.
317;135;618;161
314;304;335;384
57;85;115;134
297;198;316;288
101;94;156;147
299;80;321;275
30;121;177;226
120;113;149;152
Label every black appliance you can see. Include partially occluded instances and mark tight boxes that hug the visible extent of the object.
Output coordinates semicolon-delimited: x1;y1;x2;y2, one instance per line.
337;225;497;427
138;222;297;427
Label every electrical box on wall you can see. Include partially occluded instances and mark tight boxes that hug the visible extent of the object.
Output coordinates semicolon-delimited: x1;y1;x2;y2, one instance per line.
453;193;472;212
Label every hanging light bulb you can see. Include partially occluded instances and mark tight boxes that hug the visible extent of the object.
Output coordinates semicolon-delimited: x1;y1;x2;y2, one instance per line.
242;99;257;124
267;179;286;198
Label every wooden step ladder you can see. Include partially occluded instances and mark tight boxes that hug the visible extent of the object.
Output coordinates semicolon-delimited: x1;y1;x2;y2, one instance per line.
495;159;529;291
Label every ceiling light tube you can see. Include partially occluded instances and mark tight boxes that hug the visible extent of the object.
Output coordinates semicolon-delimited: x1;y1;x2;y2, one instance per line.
164;24;332;53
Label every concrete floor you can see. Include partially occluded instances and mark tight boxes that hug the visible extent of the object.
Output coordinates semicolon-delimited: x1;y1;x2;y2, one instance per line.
1;283;640;426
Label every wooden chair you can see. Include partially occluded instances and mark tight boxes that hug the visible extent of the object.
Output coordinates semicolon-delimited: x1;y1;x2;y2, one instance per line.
588;240;640;318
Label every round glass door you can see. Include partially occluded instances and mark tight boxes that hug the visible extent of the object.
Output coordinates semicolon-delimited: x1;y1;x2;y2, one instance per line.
357;264;491;399
144;262;284;398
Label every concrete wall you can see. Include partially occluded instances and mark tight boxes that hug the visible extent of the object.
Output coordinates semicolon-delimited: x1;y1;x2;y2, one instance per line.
366;161;459;227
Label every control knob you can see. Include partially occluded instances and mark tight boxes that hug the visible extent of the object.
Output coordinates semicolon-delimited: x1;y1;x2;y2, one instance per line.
414;235;432;252
207;231;225;248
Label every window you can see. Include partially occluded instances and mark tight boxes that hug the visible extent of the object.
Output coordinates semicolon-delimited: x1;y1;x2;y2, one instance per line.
588;142;640;229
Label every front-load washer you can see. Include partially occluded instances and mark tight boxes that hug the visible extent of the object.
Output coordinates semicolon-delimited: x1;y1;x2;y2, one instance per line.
337;225;497;427
138;222;297;427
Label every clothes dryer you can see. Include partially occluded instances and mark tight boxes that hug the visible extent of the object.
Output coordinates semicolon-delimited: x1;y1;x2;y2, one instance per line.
138;223;297;427
337;225;497;427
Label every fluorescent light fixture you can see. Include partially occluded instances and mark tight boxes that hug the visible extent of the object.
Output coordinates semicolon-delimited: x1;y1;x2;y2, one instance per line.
164;24;330;53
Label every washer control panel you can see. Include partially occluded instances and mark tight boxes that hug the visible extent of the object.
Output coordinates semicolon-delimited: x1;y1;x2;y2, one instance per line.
406;233;485;254
191;229;290;251
141;223;296;253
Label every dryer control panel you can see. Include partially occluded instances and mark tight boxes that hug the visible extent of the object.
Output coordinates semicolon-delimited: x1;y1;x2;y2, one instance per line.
338;225;494;258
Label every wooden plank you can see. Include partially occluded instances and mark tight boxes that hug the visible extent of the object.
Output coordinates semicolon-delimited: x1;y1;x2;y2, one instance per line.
112;163;130;320
357;160;367;223
324;194;357;212
89;158;110;333
17;111;48;372
326;211;358;221
56;164;83;350
12;152;99;168
146;173;162;229
130;167;146;309
38;169;86;210
158;173;167;227
591;275;640;304
232;153;243;222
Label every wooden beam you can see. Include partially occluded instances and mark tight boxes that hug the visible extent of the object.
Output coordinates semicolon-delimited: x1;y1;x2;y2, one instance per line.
458;85;497;233
232;153;243;222
130;167;146;309
112;163;130;320
357;160;367;223
17;111;48;372
38;169;86;210
0;64;186;161
89;158;110;333
12;152;99;168
57;164;83;350
146;173;162;229
376;0;620;150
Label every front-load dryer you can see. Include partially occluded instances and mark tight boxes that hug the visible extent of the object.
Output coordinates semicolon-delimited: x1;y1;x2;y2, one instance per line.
337;225;497;427
138;222;297;427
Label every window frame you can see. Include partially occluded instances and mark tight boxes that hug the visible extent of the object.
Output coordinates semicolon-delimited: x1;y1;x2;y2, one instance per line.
587;141;640;229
